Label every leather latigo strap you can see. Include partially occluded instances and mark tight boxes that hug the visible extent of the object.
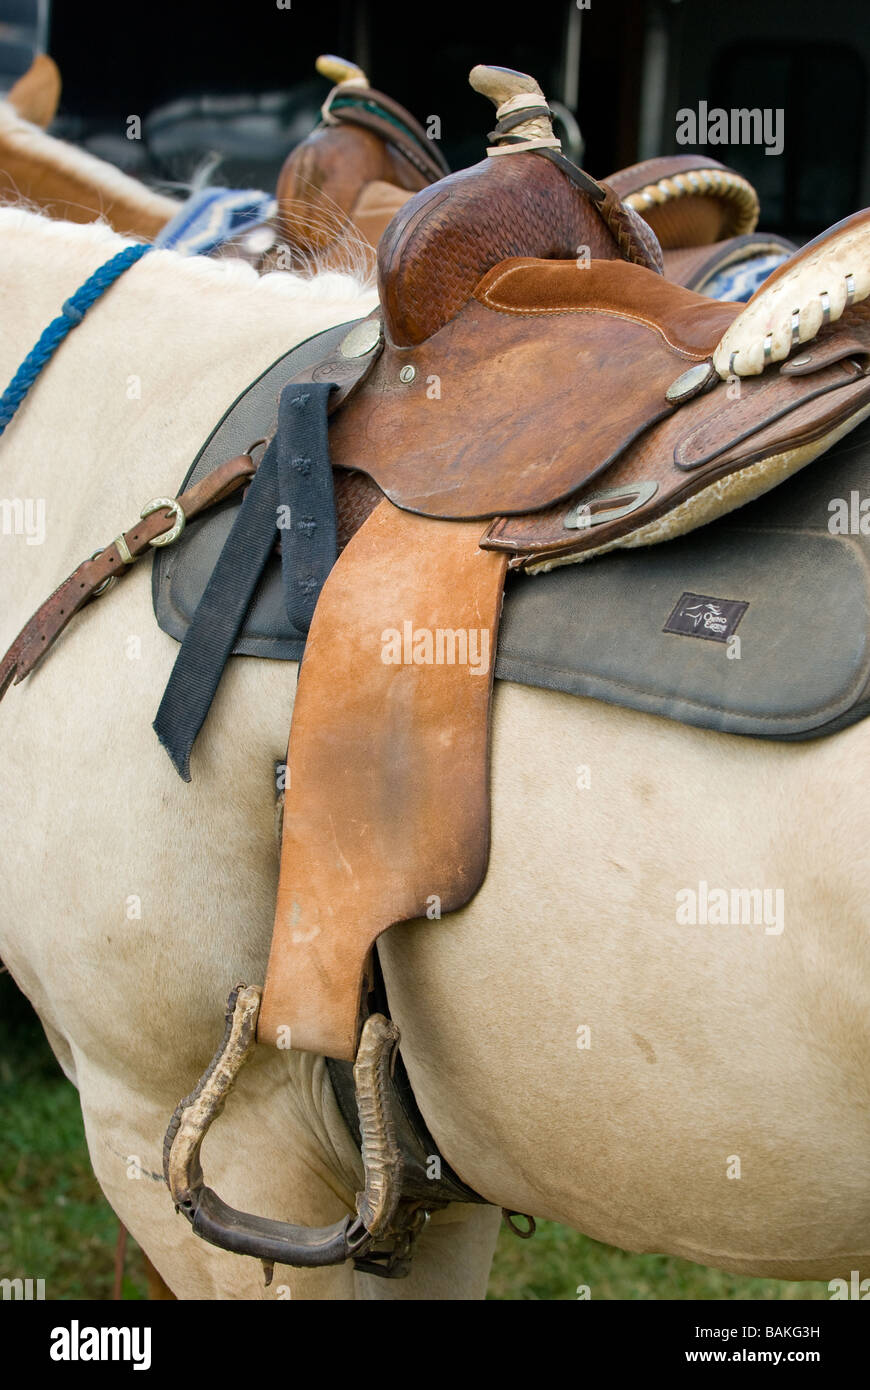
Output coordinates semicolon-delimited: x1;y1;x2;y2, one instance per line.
258;501;508;1061
0;452;255;699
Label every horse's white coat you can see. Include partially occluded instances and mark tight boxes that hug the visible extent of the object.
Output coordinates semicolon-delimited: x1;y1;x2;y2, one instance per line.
0;209;868;1298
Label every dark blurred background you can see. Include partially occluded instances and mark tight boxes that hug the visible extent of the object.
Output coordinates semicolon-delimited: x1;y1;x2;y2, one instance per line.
0;0;866;237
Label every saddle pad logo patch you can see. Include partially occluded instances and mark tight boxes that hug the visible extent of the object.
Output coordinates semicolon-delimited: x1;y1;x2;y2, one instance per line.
663;592;749;643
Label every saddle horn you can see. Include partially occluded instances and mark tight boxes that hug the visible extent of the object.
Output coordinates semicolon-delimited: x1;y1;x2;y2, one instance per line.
377;64;662;348
468;63;561;151
315;53;370;89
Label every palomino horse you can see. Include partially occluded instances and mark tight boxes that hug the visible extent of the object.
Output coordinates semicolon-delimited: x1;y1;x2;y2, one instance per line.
1;202;869;1299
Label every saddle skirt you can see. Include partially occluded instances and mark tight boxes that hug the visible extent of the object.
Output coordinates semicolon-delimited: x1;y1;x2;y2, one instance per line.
155;390;870;739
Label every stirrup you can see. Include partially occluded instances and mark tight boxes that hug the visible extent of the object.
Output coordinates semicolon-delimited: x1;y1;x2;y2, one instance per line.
163;986;428;1278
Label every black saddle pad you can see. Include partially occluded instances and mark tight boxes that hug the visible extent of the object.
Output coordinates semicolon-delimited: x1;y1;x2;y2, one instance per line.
153;327;870;742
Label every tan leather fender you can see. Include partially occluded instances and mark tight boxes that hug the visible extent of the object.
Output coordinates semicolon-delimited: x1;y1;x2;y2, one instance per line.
258;502;507;1060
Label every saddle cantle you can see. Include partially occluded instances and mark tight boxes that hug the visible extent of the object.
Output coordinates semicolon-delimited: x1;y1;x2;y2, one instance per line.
275;55;449;269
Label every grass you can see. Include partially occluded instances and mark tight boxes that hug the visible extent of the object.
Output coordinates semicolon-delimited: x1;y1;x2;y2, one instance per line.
0;975;148;1300
0;975;830;1300
488;1221;828;1301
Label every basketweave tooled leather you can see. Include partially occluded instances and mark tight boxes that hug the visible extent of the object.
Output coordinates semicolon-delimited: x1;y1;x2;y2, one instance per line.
376;151;663;348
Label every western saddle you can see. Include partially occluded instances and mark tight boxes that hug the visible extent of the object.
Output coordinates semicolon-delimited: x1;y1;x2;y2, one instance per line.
254;63;870;1065
4;62;870;1278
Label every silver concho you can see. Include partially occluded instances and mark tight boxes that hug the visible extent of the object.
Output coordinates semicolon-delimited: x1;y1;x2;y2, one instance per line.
665;361;718;403
340;319;382;358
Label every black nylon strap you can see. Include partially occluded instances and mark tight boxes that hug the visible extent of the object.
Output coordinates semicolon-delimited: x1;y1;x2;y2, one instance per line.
276;381;337;633
153;381;335;780
153;435;281;781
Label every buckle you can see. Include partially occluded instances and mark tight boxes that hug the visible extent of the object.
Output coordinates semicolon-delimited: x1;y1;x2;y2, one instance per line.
90;552;116;597
141;497;186;548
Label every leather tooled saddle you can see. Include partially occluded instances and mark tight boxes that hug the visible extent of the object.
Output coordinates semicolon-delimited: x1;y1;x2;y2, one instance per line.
6;63;870;1278
251;65;870;1064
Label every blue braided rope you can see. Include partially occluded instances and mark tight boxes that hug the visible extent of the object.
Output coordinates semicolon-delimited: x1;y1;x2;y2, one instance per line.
0;242;150;439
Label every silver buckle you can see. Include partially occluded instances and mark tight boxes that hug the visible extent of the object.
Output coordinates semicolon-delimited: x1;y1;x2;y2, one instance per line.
141;497;186;548
564;480;658;530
